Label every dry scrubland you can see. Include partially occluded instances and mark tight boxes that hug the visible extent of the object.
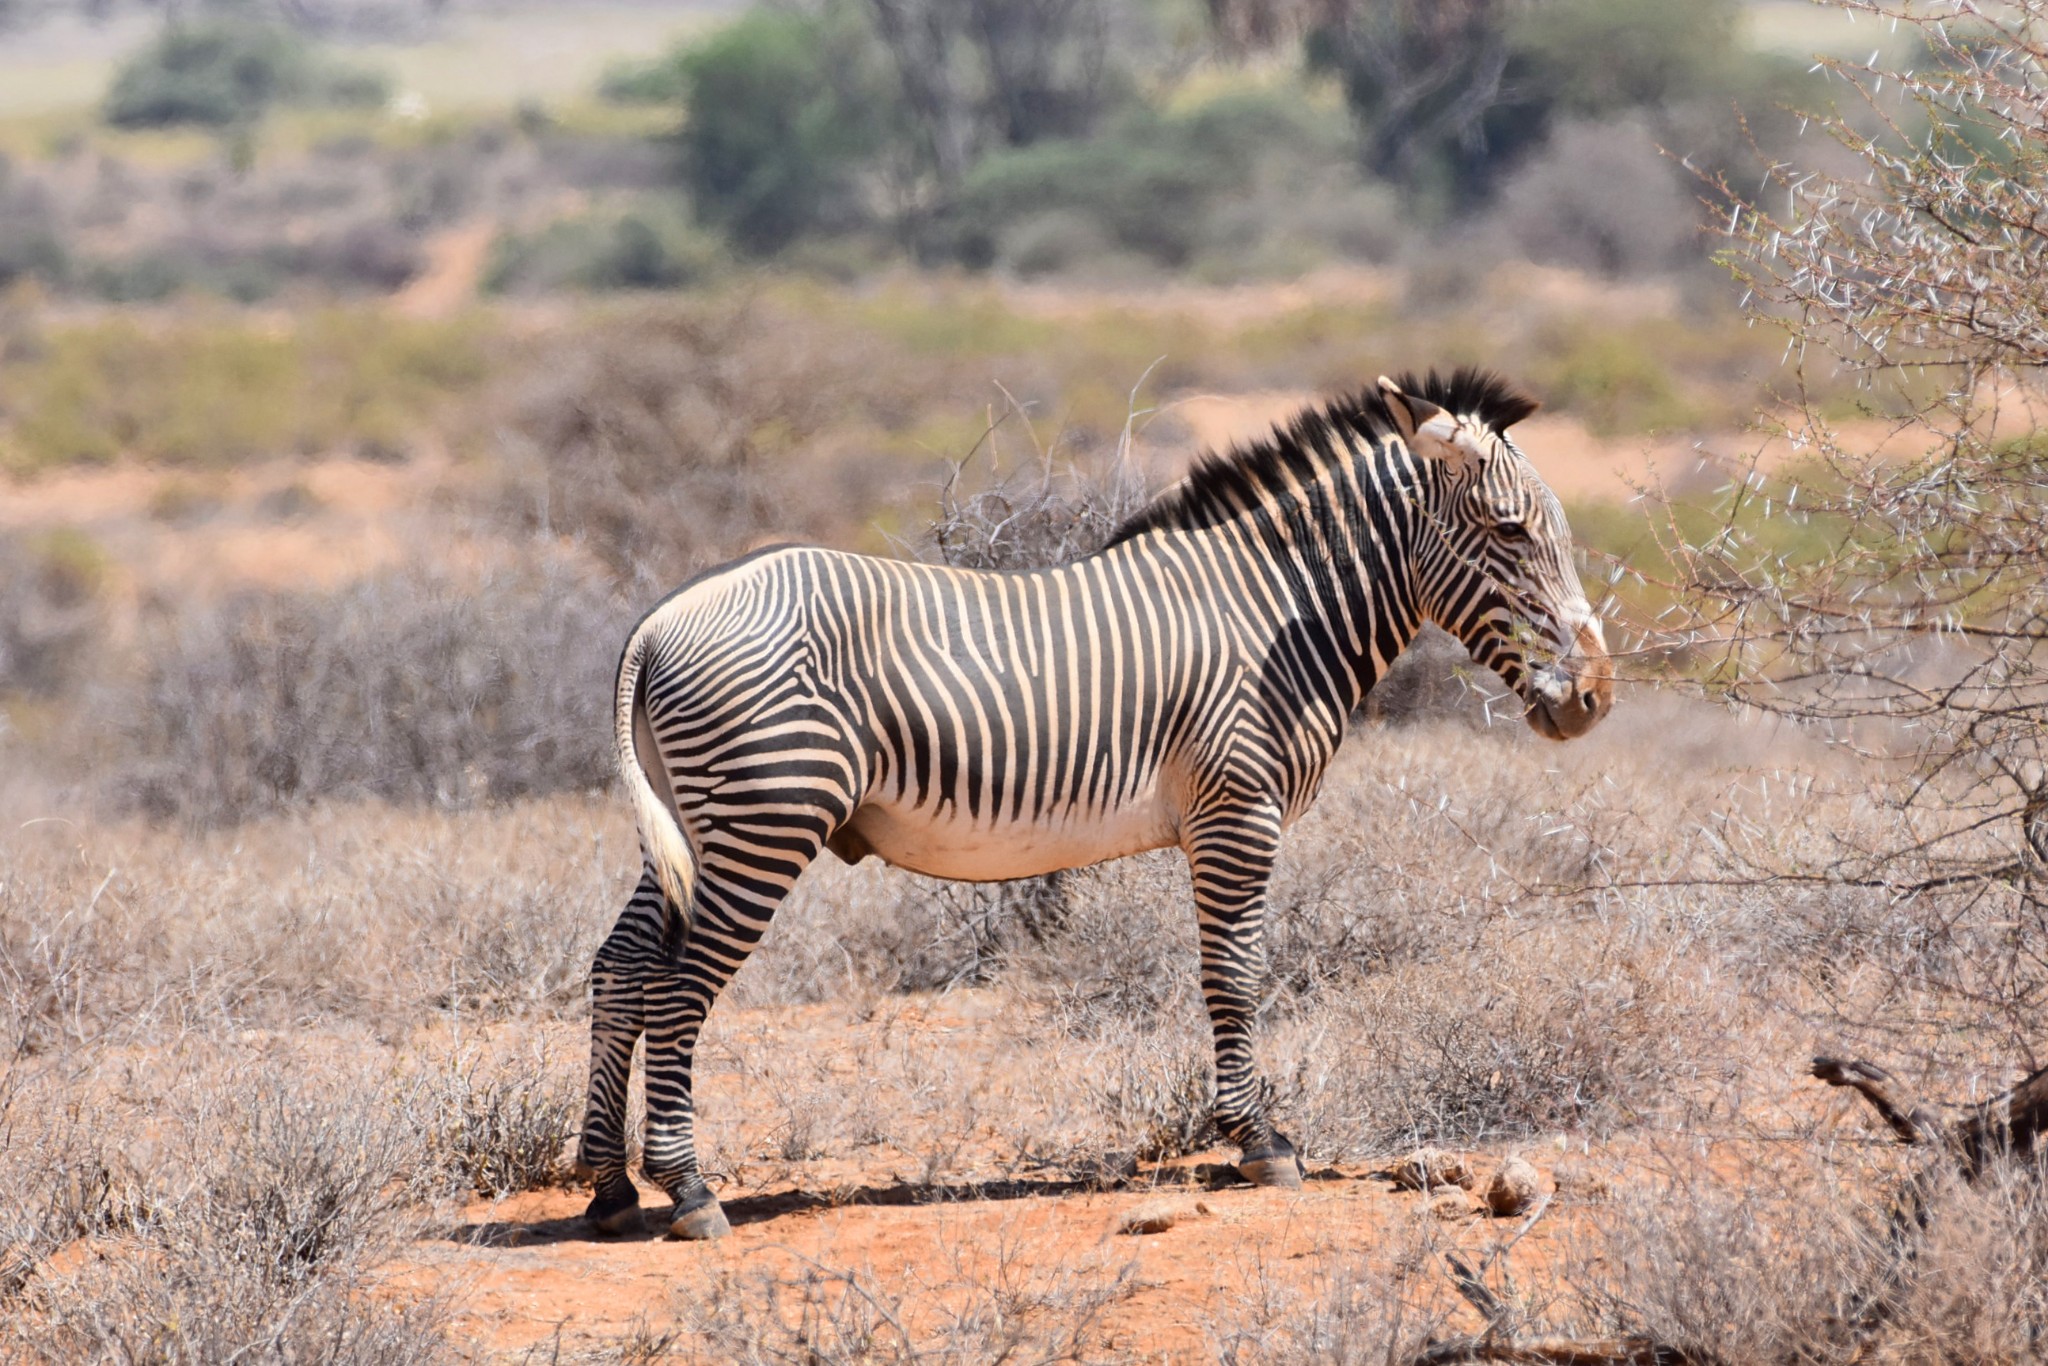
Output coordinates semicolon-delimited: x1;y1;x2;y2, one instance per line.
1;1;2044;1354
5;690;2045;1360
0;274;2041;1363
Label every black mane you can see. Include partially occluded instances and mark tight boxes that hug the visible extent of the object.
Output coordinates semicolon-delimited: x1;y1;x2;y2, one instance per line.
1108;367;1538;546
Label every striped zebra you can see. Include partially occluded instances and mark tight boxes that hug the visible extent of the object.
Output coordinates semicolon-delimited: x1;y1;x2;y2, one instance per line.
574;369;1613;1239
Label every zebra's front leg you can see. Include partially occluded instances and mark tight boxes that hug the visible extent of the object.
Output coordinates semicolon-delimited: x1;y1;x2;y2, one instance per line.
1184;802;1304;1189
576;871;668;1235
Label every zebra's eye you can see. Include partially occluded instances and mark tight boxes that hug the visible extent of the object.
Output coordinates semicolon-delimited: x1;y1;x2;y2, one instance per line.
1497;520;1531;543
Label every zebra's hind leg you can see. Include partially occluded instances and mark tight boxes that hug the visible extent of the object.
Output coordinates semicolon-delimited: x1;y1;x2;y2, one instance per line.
640;813;832;1240
576;870;668;1235
1183;803;1305;1190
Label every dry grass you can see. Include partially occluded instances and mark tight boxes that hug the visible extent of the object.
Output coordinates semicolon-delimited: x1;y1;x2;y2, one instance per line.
1;681;2042;1356
0;272;2039;1359
112;557;633;825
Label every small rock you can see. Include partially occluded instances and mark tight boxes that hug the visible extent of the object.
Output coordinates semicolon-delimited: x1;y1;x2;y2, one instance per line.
1481;1156;1543;1216
1552;1160;1612;1199
1117;1198;1202;1235
1428;1188;1475;1219
1385;1147;1473;1191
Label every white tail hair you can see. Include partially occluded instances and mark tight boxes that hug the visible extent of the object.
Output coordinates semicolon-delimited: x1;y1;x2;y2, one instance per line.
615;623;696;931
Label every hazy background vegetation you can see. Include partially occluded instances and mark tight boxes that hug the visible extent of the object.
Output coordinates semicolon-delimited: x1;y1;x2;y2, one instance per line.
2;1;2044;1361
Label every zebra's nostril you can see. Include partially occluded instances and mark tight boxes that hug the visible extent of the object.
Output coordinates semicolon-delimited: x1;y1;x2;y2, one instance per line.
1579;690;1598;713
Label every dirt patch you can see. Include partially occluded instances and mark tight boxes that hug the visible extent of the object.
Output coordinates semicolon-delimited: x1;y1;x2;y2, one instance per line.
391;993;1575;1360
396;222;500;320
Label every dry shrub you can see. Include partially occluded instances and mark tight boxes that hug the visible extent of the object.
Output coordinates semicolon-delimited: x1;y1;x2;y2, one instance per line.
1360;623;1517;730
0;799;621;1045
1210;1237;1451;1365
406;1042;580;1197
672;1225;1137;1363
1093;1028;1218;1163
3;1068;450;1364
913;430;1150;573
0;1110;151;1305
1556;1159;2048;1363
1287;942;1699;1153
1019;852;1196;1038
0;528;107;701
1489;115;1704;278
496;299;909;589
118;558;631;826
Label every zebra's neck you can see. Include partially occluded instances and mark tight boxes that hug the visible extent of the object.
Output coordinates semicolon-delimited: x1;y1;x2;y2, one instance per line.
1112;426;1431;715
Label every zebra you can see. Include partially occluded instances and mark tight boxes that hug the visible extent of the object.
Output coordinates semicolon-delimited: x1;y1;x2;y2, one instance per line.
572;368;1614;1239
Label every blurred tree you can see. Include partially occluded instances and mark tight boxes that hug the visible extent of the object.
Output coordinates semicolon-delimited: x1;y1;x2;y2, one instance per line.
102;16;389;128
665;1;1133;255
1208;0;1752;211
859;0;1127;248
676;9;885;255
1684;1;2048;917
1207;0;1520;204
1509;0;1742;116
104;21;311;127
1304;0;1517;197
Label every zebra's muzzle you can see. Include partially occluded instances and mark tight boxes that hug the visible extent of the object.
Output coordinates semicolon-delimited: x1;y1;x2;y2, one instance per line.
1524;619;1613;741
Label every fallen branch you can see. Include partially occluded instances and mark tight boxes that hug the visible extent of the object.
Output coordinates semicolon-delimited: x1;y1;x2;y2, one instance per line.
1813;1055;2048;1177
1810;1051;2048;1347
1809;1057;1941;1146
1410;1054;2045;1366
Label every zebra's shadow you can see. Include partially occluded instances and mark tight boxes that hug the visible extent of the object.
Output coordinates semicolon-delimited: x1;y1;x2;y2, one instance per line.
442;1162;1266;1247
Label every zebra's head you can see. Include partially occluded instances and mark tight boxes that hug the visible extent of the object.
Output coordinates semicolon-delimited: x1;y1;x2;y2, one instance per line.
1377;373;1613;741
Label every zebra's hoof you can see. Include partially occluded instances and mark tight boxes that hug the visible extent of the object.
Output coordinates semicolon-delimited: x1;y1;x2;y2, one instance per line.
590;1202;646;1236
668;1194;731;1241
1238;1137;1305;1189
584;1182;644;1236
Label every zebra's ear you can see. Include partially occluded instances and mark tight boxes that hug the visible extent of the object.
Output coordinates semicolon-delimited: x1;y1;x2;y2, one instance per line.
1377;376;1442;446
1377;376;1476;469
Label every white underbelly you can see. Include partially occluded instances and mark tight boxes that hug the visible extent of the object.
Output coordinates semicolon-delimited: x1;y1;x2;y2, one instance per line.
843;793;1179;881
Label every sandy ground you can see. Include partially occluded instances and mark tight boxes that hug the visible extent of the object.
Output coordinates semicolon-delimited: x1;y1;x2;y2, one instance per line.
389;992;1628;1361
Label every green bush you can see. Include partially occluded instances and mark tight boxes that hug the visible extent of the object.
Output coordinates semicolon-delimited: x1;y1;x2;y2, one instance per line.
597;52;689;106
0;157;66;289
951;90;1347;270
1508;0;1744;118
678;9;884;255
102;19;390;129
484;203;725;294
1531;323;1702;437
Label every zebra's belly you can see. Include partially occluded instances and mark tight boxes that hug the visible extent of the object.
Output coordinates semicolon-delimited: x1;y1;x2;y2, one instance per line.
840;794;1179;882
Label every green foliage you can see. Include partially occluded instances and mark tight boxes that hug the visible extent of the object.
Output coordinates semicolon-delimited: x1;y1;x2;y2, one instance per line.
598;52;690;106
484;203;726;293
0;155;66;288
1508;0;1743;117
678;9;883;255
1301;0;1798;213
79;252;286;304
1530;323;1704;437
102;19;391;129
950;90;1347;269
0;311;490;473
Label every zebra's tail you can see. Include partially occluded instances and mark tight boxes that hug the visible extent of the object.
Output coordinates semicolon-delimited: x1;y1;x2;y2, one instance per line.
616;621;696;944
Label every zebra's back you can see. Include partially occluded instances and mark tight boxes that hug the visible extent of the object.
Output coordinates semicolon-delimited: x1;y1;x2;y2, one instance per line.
627;541;1294;881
